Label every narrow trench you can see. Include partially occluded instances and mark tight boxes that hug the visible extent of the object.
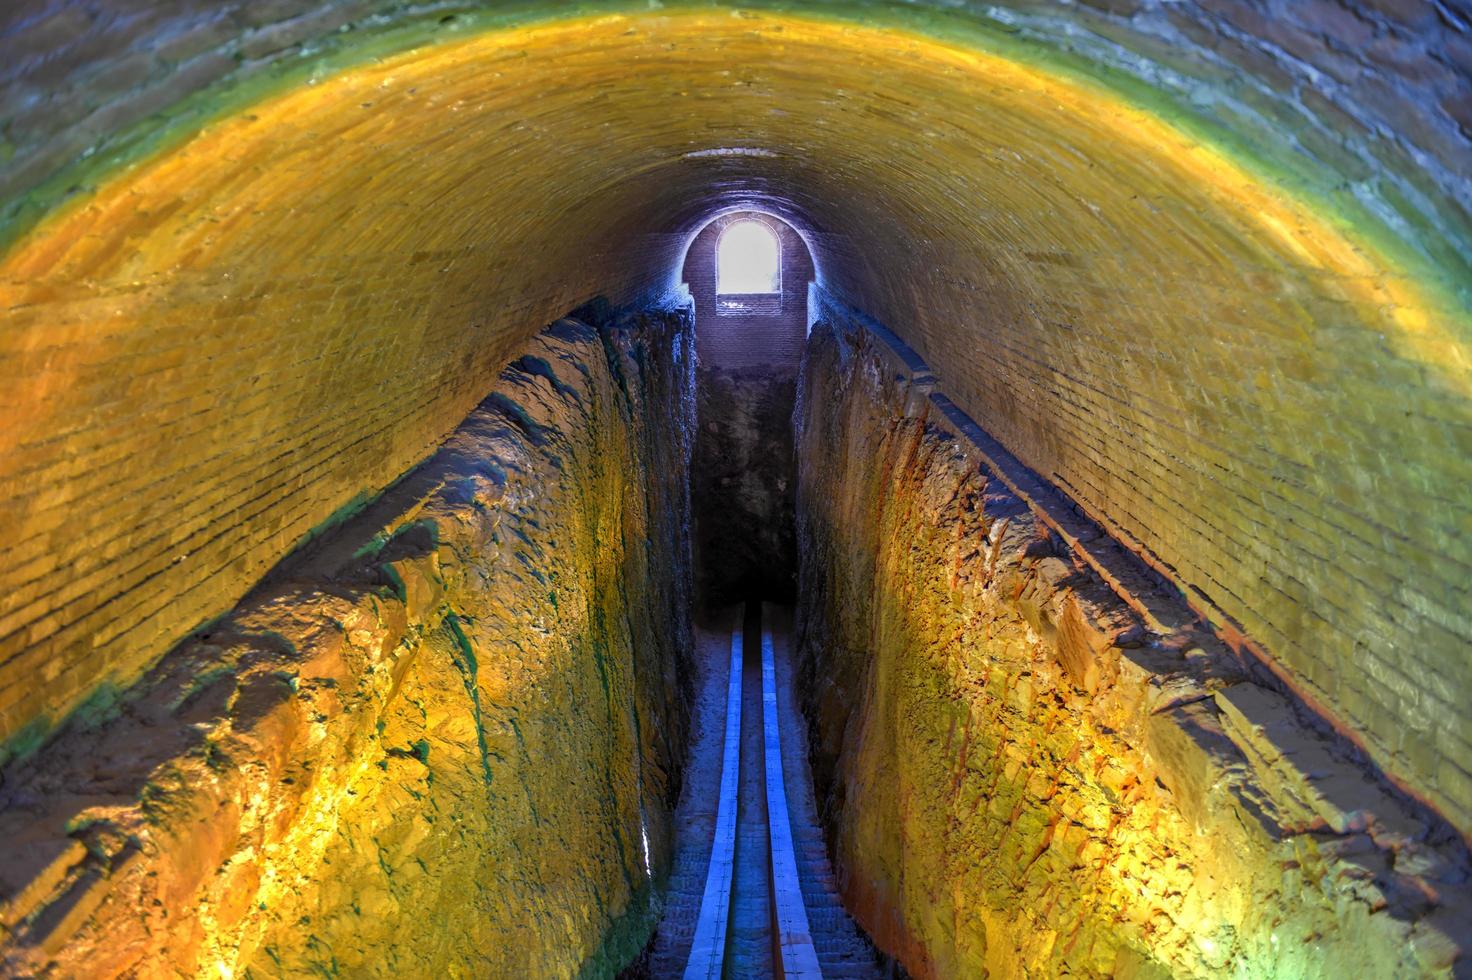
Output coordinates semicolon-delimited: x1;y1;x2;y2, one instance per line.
635;599;891;979
624;210;896;977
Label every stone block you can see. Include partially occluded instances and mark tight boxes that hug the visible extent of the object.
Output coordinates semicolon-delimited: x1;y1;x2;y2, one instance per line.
1145;699;1240;832
1215;683;1388;835
1054;592;1107;694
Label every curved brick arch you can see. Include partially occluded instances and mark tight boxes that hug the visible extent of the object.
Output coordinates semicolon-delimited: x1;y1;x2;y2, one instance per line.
0;0;1467;853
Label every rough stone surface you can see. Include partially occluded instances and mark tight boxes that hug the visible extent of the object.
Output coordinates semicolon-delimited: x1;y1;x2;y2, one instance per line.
794;312;1472;978
0;305;696;978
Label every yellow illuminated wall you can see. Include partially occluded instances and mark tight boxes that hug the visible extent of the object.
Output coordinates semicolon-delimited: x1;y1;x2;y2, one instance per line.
0;6;1468;853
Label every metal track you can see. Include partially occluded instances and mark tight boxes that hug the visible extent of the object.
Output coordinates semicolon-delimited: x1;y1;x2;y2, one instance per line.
683;607;823;979
760;625;823;978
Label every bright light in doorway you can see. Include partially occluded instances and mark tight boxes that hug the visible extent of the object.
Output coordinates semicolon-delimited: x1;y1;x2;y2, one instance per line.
716;220;780;294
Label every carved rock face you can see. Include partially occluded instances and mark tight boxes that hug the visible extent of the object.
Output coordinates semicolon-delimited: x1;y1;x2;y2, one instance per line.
0;309;697;977
793;313;1472;979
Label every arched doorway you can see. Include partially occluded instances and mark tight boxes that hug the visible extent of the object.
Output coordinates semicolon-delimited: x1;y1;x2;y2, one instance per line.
682;211;814;371
716;217;782;309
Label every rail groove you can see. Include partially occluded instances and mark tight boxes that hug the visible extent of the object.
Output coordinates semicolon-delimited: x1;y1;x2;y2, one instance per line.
682;605;825;979
682;629;745;979
656;603;878;979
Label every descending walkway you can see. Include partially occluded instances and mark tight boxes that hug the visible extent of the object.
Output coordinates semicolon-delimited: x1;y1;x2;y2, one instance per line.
648;604;881;979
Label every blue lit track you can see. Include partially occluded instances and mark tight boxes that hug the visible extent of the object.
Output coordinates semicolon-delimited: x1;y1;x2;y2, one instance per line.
650;604;879;979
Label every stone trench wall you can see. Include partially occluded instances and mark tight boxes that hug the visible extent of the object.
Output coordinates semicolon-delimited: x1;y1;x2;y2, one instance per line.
793;309;1472;979
0;303;695;978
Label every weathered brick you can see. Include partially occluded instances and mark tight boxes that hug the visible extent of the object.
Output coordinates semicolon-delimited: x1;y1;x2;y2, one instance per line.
1354;0;1440;27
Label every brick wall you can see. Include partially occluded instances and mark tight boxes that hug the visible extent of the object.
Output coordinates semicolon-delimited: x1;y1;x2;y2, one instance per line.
2;1;1466;288
0;21;687;757
0;7;1467;833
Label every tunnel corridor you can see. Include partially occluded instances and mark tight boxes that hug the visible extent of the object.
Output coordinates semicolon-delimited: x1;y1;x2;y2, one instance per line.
1;2;1471;978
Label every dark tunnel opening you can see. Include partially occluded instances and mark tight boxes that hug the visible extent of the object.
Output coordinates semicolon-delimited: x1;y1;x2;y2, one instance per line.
683;209;814;611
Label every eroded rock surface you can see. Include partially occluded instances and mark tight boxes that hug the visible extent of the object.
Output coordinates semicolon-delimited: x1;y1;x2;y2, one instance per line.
0;304;696;977
794;308;1472;979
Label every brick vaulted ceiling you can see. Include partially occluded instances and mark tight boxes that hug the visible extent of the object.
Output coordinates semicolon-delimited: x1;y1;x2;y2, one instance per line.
0;2;1469;832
